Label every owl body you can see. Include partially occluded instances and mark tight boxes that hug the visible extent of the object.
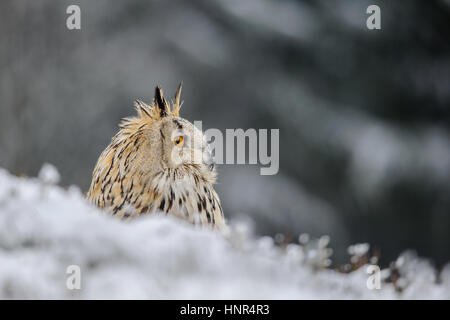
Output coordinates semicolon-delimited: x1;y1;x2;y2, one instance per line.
87;85;225;228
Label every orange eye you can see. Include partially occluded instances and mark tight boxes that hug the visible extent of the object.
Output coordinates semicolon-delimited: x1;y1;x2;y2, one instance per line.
174;135;184;147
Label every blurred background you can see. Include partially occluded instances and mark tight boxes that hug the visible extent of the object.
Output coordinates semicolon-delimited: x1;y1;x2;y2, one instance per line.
0;0;449;267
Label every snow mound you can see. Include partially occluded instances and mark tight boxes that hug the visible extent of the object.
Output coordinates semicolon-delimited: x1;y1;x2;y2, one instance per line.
0;166;448;299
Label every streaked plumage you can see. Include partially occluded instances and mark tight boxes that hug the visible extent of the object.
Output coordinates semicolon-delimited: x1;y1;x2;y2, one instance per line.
87;84;225;229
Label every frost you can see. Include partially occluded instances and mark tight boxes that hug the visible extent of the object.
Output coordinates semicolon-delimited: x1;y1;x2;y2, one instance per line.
0;167;448;299
298;235;333;270
348;243;370;265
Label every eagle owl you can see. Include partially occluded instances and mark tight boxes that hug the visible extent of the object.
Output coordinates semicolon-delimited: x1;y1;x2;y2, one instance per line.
87;84;225;229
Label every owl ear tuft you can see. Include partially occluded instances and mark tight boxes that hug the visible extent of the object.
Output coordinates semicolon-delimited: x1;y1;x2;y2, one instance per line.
172;81;183;116
154;86;169;117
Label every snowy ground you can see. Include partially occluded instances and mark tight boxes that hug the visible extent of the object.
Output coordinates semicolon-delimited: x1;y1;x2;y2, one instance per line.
0;165;448;299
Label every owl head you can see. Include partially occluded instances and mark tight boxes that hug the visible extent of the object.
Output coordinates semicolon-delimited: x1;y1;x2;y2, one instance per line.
118;83;215;179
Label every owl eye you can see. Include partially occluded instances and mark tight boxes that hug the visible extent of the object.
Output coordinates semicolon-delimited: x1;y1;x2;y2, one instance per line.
174;135;184;147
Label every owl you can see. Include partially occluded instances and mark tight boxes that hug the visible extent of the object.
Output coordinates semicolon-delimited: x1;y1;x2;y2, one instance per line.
87;84;225;229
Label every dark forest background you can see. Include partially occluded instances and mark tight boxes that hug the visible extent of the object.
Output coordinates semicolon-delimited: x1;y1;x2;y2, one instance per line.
0;0;449;266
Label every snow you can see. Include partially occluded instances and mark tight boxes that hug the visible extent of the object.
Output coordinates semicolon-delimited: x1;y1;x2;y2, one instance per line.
0;166;449;299
37;163;61;185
